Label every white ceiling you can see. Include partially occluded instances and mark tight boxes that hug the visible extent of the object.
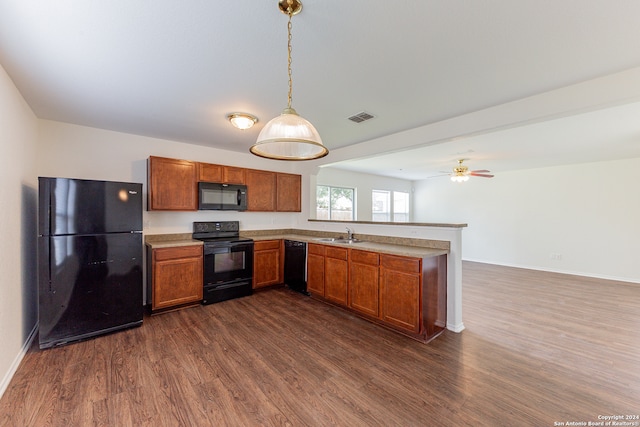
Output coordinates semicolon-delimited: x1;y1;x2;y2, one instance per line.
1;0;640;180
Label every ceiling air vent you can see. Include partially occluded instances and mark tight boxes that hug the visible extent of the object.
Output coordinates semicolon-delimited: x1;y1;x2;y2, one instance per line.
347;111;375;123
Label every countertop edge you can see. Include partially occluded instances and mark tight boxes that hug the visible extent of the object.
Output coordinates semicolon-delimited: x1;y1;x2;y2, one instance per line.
145;231;450;258
252;234;448;258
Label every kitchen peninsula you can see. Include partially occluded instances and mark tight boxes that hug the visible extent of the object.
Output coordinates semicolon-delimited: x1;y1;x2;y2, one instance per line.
146;222;465;343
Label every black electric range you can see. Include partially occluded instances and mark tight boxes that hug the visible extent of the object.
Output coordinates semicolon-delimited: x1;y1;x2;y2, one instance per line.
192;221;254;304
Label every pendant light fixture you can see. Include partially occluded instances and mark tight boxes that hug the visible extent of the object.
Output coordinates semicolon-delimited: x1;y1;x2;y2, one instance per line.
250;0;328;161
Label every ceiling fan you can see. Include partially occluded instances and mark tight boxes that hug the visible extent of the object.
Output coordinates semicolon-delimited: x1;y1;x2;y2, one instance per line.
449;159;494;182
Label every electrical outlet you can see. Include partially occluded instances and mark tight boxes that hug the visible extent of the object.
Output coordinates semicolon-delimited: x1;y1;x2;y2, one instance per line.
550;253;562;260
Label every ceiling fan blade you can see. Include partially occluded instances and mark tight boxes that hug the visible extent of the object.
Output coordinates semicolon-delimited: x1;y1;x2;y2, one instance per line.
471;169;490;173
469;172;494;178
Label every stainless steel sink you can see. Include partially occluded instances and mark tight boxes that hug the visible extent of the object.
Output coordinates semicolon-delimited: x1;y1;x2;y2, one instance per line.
335;238;364;244
315;237;363;244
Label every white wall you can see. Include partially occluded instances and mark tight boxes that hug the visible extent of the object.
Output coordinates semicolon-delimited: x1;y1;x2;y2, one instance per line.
0;64;39;397
413;158;640;283
316;167;413;221
37;120;310;234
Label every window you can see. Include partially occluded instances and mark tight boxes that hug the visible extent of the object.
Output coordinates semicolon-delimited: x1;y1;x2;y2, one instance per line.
372;190;410;222
393;191;410;222
372;190;390;222
316;186;355;221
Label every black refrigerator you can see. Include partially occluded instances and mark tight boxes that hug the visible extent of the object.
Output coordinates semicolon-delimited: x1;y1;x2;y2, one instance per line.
38;177;144;349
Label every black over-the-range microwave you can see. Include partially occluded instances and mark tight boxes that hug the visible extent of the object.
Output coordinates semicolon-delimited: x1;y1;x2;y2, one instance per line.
198;182;248;211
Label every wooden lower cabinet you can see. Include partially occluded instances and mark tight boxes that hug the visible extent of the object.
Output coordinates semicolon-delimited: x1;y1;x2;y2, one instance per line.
253;240;283;289
148;245;203;312
308;243;447;343
324;246;349;306
349;249;380;317
306;243;325;295
380;254;422;334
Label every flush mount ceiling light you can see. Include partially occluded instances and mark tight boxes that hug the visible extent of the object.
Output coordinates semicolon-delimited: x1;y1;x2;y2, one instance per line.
250;0;328;161
227;113;258;130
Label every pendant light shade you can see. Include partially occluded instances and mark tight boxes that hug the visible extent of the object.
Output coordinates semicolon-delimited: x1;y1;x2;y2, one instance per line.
251;107;327;160
251;0;328;161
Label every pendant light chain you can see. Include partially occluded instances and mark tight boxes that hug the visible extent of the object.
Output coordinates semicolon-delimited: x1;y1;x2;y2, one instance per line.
250;0;328;161
287;10;293;110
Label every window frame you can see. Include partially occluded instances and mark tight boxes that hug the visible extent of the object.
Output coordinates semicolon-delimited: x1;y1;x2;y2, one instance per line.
316;185;355;221
372;189;410;222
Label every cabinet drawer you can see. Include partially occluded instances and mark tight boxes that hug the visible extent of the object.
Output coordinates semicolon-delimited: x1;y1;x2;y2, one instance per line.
308;243;326;256
350;249;379;266
381;254;421;274
154;245;202;262
325;246;348;260
254;240;281;251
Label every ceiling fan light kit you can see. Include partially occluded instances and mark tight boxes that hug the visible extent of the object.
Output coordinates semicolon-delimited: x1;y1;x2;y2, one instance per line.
250;0;328;161
451;174;470;183
449;159;494;182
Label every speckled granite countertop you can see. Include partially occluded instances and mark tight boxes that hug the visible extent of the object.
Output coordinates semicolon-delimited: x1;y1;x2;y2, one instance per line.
145;229;449;258
145;233;203;249
251;234;448;258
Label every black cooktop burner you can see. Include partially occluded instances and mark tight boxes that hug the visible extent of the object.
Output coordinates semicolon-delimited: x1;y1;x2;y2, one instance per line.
192;221;253;245
196;236;253;244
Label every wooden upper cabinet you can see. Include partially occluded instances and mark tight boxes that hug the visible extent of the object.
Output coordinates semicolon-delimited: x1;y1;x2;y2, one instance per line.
148;156;198;211
246;169;276;211
276;173;301;212
149;156;300;212
223;166;246;184
198;163;246;184
198;163;223;183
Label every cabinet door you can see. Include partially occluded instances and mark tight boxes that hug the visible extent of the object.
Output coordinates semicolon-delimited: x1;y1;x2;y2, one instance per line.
253;240;282;288
152;246;203;310
198;163;246;184
324;247;349;306
246;169;276;211
276;173;301;212
306;244;325;296
349;250;380;317
380;255;421;333
148;156;197;211
223;166;246;184
198;163;223;183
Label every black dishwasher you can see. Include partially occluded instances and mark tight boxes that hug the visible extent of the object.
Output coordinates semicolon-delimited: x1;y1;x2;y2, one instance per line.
284;240;309;295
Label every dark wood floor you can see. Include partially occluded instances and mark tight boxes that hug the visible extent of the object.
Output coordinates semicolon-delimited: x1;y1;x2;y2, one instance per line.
1;261;638;426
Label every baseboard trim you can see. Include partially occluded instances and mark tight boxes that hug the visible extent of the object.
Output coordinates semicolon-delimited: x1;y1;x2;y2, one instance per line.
0;324;38;400
462;259;639;285
447;322;465;333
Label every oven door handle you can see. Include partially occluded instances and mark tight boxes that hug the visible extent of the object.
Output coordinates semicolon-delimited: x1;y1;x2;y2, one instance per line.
205;246;232;255
203;242;253;256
